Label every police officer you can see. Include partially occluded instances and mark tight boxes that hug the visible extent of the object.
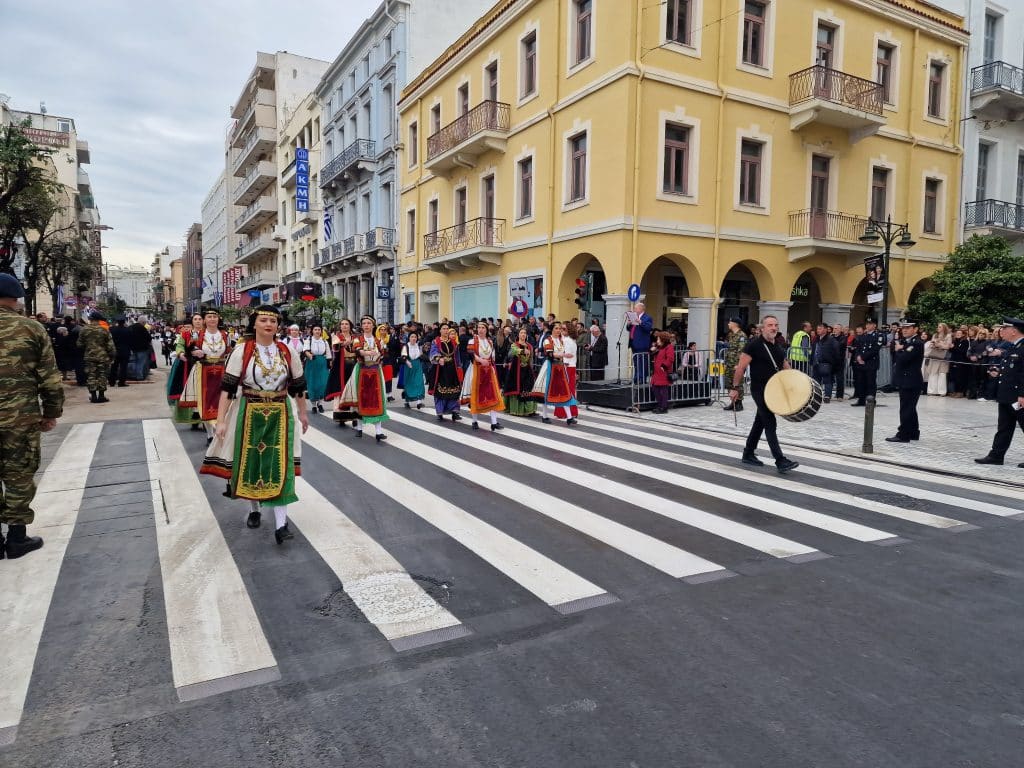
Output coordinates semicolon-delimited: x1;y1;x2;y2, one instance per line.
850;318;884;406
885;319;924;443
0;273;64;558
974;317;1024;466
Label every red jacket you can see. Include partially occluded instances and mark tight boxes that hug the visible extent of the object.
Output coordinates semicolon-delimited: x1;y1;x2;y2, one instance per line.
651;344;676;386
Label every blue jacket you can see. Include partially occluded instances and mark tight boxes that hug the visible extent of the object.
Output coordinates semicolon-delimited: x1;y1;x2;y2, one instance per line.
628;313;653;352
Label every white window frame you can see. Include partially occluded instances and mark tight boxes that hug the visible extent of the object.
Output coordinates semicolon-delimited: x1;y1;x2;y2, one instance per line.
809;11;844;70
567;0;596;77
736;0;774;79
453;181;469;227
872;34;901;111
923;54;951;125
734;126;772;215
518;21;541;107
407;120;418;168
405;207;416;253
513;146;537;226
656;108;701;206
920;171;947;238
865;158;897;222
562;120;592;211
662;0;702;59
482;54;501;103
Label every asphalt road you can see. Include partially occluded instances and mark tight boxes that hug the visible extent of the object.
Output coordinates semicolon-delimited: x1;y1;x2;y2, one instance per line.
2;405;1022;768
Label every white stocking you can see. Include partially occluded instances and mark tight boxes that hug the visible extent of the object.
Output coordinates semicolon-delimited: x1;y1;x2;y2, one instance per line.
374;422;384;436
266;505;287;529
541;403;549;419
490;411;498;425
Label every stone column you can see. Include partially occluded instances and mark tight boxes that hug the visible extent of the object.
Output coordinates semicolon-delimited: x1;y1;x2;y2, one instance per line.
820;303;854;330
684;297;719;352
756;300;794;334
602;293;632;382
346;280;357;319
886;307;904;326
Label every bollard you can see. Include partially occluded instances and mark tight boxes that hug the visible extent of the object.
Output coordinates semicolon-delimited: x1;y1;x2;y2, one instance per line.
862;395;875;453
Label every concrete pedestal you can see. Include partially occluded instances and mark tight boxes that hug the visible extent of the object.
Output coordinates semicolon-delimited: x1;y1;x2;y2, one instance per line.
602;293;633;382
820;303;855;330
756;300;795;334
684;297;719;351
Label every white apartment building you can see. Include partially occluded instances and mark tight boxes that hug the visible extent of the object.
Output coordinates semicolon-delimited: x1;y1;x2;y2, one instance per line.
200;170;230;304
229;51;329;307
107;265;153;309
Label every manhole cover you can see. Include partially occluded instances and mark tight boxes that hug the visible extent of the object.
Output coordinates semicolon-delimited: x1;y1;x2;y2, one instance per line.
312;588;365;620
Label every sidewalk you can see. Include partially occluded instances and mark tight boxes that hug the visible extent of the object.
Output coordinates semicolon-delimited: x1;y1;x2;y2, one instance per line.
58;365;169;425
589;391;1024;489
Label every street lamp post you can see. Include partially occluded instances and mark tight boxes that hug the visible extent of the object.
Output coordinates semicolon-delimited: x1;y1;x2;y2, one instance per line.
858;215;916;328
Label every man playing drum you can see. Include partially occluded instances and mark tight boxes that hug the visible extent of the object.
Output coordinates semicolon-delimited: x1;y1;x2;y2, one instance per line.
728;315;800;473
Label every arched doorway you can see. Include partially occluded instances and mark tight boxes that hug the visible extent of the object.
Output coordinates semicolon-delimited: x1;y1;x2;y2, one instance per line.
850;277;882;327
639;256;690;334
558;253;608;322
789;270;823;332
908;278;935;309
718;264;761;337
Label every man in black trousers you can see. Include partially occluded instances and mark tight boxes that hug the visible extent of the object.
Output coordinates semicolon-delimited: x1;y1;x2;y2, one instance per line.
975;317;1024;466
850;318;883;406
108;316;132;388
885;320;924;443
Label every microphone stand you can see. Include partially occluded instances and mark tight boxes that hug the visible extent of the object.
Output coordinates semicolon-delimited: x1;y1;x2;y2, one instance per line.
616;318;630;386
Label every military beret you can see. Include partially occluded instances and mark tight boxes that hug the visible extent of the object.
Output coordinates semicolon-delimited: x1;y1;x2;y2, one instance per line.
0;273;26;299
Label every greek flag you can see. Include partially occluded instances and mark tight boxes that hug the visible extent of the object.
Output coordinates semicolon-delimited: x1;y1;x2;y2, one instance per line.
324;209;333;241
55;284;65;314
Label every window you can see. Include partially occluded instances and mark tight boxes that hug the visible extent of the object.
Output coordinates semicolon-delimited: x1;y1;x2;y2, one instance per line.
406;210;416;251
927;62;945;118
742;1;766;67
57;119;71;133
458;84;470;116
663;123;690;196
428;199;439;238
1017;153;1024;207
876;43;894;104
568;132;588;202
976;142;990;201
739;140;762;205
362;56;370;80
666;0;691;46
482;175;495;227
573;0;593;66
455;188;467;235
408;122;418;166
486;62;499;102
518;157;534;219
522;32;538;98
871;167;889;221
430;104;441;134
983;12;998;64
382;86;393;136
924;179;940;234
384;32;393;60
815;23;835;69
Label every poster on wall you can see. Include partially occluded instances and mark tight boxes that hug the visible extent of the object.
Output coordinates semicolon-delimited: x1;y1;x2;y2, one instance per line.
509;275;544;319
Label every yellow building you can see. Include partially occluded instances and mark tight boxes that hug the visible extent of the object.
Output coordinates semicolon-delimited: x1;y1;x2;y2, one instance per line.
398;0;968;365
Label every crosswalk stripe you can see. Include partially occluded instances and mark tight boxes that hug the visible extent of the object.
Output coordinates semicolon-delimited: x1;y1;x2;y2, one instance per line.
303;427;614;614
373;428;729;582
143;419;280;702
582;411;1023;518
0;422;102;747
548;418;968;530
387;411;822;559
290;478;470;651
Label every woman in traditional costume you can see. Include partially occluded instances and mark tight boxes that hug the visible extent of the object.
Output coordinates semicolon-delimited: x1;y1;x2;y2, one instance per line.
179;309;231;440
302;324;332;413
461;321;506;431
284;324;305;358
503;327;536;417
400;331;426;409
553;325;579;422
338;316;390;441
326;318;358;427
428;324;463;422
530;322;578;425
202;305;309;545
168;313;203;423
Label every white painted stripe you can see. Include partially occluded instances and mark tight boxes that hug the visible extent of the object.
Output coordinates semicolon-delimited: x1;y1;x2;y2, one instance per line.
376;430;725;580
303;428;609;611
583;411;1024;518
0;423;103;746
553;419;966;529
291;478;466;645
143;419;279;701
388;411;818;558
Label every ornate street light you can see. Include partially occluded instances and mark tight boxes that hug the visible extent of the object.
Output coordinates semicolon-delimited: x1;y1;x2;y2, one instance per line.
858;215;915;328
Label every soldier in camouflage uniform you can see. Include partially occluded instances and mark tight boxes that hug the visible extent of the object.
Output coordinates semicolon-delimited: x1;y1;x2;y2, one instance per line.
723;317;747;412
0;273;64;559
77;312;116;403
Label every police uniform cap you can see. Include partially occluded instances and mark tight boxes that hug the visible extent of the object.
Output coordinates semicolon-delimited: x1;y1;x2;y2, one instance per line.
999;317;1024;333
899;319;918;327
864;317;877;325
0;273;26;299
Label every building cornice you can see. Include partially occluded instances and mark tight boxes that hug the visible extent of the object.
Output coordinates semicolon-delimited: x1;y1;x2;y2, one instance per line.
316;0;409;98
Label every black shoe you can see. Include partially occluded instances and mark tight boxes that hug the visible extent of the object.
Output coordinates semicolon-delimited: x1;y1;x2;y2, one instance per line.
275;524;294;545
356;429;363;437
974;456;1003;465
247;511;262;528
206;436;213;447
472;422;479;430
1018;462;1024;468
317;403;324;413
191;423;202;430
88;390;97;403
386;396;394;402
351;420;358;427
824;398;831;404
437;414;445;421
491;422;504;431
542;417;551;424
452;413;462;421
722;403;734;411
885;436;910;443
566;418;577;425
405;401;411;409
851;402;865;407
5;525;43;559
775;458;799;474
416;403;424;410
97;392;109;403
375;433;387;442
741;452;764;467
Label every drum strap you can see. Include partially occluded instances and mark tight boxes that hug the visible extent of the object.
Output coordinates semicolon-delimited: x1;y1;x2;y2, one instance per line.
763;342;780;372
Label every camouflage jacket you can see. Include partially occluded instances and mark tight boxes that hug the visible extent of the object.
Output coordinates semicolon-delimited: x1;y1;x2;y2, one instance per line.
724;330;747;369
0;305;64;422
77;323;116;362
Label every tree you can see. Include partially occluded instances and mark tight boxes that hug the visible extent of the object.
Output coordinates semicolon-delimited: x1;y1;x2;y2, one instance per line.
11;181;78;315
280;295;345;328
99;289;127;317
908;235;1024;328
37;234;96;316
0;120;59;276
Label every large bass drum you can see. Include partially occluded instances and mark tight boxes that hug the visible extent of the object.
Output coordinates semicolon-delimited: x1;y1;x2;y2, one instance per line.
763;369;823;422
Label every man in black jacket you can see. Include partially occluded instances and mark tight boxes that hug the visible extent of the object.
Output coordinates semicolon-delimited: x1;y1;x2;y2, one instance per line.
127;320;152;380
810;324;840;404
885;320;924;443
975;317;1024;466
108;317;132;387
850;318;883;406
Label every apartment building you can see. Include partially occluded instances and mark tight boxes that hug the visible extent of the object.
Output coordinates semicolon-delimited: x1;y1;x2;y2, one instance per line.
229;51;329;307
106;265;153;309
200;170;230;305
314;0;496;323
183;223;203;314
398;0;967;364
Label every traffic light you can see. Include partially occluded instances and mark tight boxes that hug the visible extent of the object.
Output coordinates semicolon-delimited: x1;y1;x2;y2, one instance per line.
574;275;592;312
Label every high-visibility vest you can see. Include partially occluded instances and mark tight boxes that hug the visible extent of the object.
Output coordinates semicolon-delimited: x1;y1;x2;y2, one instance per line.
790;330;810;362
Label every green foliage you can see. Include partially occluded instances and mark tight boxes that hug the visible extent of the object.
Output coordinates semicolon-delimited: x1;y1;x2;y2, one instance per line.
216;305;243;326
38;235;95;315
0;120;61;276
908;235;1024;328
99;290;128;317
280;295;345;329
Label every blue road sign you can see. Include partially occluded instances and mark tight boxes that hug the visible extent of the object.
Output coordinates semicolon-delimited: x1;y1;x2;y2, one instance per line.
627;283;641;302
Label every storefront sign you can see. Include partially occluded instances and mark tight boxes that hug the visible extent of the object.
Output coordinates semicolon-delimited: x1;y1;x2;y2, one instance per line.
509;275;544;318
20;127;70;148
295;147;310;213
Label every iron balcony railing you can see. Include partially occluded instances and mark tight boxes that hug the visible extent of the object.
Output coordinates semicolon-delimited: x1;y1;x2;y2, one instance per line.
237;236;273;260
423;217;505;259
965;199;1024;231
427;100;511;160
343;233;365;256
971;61;1024;97
789;208;870;242
234;196;273;229
789;65;884;116
239;270;280;290
318;247;331;266
320;139;376;187
365;227;396;249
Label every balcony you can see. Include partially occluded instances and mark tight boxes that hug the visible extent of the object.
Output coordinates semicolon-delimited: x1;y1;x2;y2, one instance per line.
232;126;276;175
76;140;90;165
232;160;276;206
235;235;278;265
320;139;376;188
281;158;297;188
238;269;281;291
234;193;277;236
970;62;1024;121
788;66;886;143
423;217;505;271
964;199;1024;241
785;208;875;261
425;101;510;174
364;227;396;254
231;88;276;147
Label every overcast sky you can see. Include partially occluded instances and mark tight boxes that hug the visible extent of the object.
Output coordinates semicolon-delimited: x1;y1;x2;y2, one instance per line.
2;0;381;268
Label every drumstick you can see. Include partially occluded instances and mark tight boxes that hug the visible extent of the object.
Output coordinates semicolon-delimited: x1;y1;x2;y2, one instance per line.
733;406;738;428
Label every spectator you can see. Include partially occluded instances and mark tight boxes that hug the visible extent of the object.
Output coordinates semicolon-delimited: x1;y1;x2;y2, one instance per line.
968;329;991;399
926;322;953;395
127;320;152;380
650;331;675;414
789;321;812;373
109;316;132;387
949;328;970;398
810;323;840;403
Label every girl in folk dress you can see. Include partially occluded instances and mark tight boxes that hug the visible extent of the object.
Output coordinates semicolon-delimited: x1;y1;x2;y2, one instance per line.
201;305;310;546
303;324;332;413
400;331;427;409
168;313;203;420
326;318;358;427
530;322;578;425
461;321;506;431
179;309;232;441
553;326;579;422
503;327;536;417
429;324;464;421
283;325;305;358
338;316;390;441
